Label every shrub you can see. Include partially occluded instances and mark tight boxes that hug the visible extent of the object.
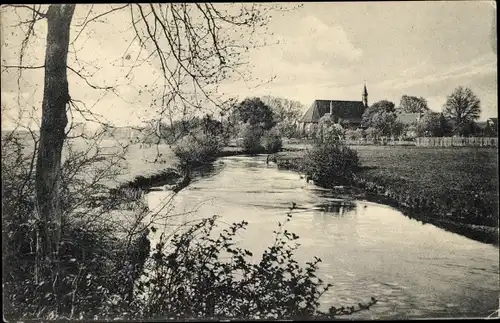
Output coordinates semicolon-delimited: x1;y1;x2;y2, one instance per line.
174;133;223;169
262;129;283;154
344;128;364;142
2;133;150;321
240;124;264;154
136;209;376;320
302;141;360;187
319;121;344;143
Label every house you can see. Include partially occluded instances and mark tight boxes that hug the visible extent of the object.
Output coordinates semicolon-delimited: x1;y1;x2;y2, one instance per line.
299;84;369;134
487;118;498;130
475;118;498;136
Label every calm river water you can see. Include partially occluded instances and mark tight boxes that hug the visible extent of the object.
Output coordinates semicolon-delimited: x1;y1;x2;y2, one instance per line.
146;155;499;320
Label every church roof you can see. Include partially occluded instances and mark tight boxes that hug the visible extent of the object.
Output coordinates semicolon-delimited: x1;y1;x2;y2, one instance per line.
300;100;365;123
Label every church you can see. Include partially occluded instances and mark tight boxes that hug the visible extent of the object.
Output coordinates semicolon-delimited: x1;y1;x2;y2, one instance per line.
299;84;369;134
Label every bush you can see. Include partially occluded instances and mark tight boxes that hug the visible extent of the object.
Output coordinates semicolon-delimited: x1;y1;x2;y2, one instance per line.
302;141;360;187
262;130;283;154
174;133;223;169
2;133;150;321
318;121;344;143
344;128;364;141
136;209;376;320
240;124;264;154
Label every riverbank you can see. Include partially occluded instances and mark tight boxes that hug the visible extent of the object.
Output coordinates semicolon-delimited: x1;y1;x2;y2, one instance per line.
272;148;499;246
110;146;249;195
110;142;498;245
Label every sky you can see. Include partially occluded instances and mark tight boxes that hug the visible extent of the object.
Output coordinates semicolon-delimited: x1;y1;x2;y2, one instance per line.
1;1;497;130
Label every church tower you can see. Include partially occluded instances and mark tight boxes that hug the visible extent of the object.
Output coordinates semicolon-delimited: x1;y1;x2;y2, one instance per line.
362;82;368;108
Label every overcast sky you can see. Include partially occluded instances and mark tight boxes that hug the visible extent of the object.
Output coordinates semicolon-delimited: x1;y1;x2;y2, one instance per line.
1;1;497;129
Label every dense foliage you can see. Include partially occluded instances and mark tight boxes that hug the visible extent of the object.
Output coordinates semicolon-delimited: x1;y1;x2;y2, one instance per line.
261;96;304;138
136;211;376;320
397;95;429;114
157;115;227;146
443;86;482;136
2;133;150;320
173;133;224;169
302;140;360;187
233;97;277;131
239;124;265;154
361;100;406;139
317;118;344;143
344;128;365;141
262;129;284;153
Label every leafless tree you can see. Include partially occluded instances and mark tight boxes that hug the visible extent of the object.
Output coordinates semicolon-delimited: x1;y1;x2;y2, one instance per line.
1;3;283;260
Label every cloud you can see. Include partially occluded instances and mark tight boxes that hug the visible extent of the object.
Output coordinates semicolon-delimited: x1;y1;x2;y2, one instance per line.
225;15;364;105
378;53;496;90
278;15;362;65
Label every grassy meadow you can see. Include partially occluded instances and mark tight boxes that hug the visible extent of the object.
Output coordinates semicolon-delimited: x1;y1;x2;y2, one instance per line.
353;145;498;214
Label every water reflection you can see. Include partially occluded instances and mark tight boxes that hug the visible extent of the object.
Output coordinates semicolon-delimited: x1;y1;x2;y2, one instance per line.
314;200;356;215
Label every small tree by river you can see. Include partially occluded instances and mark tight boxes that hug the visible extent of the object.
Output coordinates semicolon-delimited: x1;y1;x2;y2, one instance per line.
302;140;360;187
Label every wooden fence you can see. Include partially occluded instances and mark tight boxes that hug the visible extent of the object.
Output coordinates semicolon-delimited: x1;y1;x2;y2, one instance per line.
415;137;498;147
343;138;415;146
284;137;498;148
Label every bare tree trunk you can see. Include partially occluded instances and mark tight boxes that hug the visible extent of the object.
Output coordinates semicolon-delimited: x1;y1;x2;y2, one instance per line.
35;4;75;258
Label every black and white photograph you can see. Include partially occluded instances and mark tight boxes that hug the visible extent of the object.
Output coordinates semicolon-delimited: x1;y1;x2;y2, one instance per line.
1;1;498;321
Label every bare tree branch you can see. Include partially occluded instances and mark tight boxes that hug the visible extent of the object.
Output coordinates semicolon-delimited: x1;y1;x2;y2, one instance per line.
71;4;129;44
3;4;47;18
2;64;45;70
67;65;114;90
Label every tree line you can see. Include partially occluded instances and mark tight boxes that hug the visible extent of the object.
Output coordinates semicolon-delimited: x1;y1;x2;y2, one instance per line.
148;86;495;147
359;86;495;140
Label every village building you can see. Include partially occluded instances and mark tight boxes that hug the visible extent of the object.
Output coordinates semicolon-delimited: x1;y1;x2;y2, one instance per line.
475;117;498;136
487;117;498;130
299;84;369;135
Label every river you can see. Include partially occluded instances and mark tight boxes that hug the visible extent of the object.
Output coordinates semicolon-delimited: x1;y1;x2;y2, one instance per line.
146;155;499;320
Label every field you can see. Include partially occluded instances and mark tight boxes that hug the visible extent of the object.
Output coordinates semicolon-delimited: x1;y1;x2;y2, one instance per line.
353;145;499;213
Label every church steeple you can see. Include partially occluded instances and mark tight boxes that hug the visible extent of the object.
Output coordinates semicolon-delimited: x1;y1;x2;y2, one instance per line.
362;82;368;108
